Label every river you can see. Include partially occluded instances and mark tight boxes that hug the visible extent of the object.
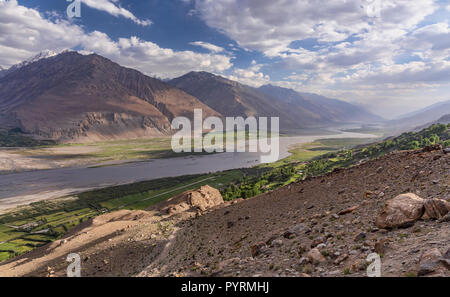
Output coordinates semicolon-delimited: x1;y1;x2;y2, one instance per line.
0;131;376;210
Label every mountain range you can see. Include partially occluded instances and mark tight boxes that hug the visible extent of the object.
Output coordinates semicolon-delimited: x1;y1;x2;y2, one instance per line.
169;72;382;129
389;100;450;133
0;51;384;142
0;52;218;142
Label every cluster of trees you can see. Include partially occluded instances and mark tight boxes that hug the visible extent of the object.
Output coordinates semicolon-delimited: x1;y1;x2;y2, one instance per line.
222;124;450;201
222;166;296;200
0;128;55;147
305;123;450;178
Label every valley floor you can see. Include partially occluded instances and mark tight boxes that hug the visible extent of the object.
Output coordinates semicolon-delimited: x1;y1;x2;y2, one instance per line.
0;137;177;174
0;147;448;277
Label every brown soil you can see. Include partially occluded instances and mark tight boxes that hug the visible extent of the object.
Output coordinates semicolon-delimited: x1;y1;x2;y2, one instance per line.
1;148;448;277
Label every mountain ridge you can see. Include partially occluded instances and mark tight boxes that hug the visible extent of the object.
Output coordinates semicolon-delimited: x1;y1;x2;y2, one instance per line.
258;84;383;123
389;100;450;132
169;72;382;131
0;52;219;142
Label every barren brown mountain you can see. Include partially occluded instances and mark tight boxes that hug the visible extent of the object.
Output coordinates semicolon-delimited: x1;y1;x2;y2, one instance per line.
169;72;303;129
0;52;219;142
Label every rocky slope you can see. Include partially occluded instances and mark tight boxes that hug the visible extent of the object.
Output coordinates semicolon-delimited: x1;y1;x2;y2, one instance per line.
0;52;219;142
0;147;448;277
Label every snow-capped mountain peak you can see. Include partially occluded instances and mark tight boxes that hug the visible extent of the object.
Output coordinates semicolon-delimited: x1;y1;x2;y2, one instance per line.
1;49;72;77
10;50;64;70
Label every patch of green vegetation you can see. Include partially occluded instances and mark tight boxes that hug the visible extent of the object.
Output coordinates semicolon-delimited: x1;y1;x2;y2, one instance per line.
0;128;55;147
220;124;449;203
0;252;10;262
301;123;449;177
342;126;386;137
316;137;377;148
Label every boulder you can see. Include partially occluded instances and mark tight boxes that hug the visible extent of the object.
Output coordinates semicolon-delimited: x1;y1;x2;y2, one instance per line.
307;248;326;265
338;205;359;215
422;144;442;152
438;213;450;223
251;242;266;258
290;223;308;235
376;193;425;229
423;198;450;220
418;248;443;276
157;185;224;215
374;239;386;255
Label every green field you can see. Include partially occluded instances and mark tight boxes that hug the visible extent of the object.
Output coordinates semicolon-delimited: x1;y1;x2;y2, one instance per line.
0;170;254;262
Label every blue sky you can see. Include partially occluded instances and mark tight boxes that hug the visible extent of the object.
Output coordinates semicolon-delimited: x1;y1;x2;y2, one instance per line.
0;0;449;118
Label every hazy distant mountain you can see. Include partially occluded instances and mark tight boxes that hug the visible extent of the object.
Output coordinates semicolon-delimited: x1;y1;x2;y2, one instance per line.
390;100;450;131
169;73;382;131
414;114;450;131
0;52;218;142
169;72;302;129
258;85;382;123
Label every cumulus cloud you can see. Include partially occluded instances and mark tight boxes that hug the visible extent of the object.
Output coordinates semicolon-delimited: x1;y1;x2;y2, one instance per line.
81;0;152;26
193;0;436;56
405;22;450;55
189;41;225;53
0;0;232;78
226;67;271;87
190;0;450;116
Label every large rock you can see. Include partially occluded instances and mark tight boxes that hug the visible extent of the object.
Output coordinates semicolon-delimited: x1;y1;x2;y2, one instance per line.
156;185;224;214
307;248;326;265
423;199;450;220
422;144;442;152
376;193;425;229
418;248;444;276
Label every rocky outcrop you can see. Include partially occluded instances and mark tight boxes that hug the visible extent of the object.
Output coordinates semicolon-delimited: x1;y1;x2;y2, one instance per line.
376;193;425;229
417;248;448;277
376;193;450;228
307;248;326;265
157;185;224;215
423;199;450;220
27;112;173;143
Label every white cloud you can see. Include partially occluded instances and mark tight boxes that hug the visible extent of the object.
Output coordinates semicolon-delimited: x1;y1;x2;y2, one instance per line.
191;0;450;116
81;0;152;26
193;0;437;56
189;41;225;53
405;22;450;56
226;67;271;87
0;0;232;78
